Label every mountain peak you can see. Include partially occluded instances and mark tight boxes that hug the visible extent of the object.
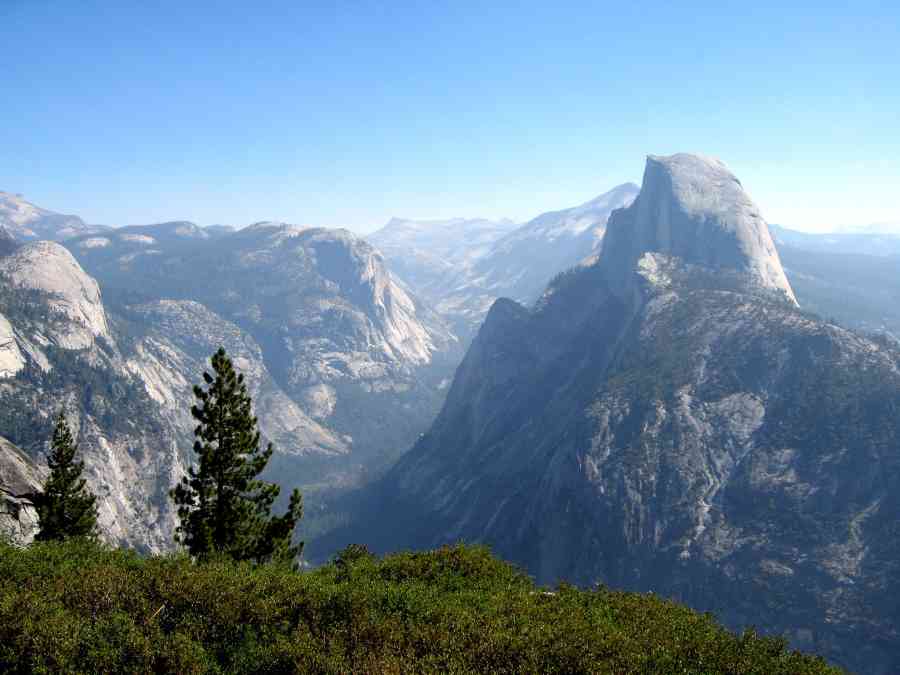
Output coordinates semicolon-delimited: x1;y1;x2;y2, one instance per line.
0;241;111;348
0;191;95;241
600;153;797;305
581;182;641;210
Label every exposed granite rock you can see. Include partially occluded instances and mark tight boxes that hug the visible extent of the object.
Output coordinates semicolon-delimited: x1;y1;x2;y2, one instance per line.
0;213;465;551
600;154;796;304
122;299;348;457
0;191;103;241
0;250;186;552
0;241;111;348
66;223;462;476
0;436;43;545
0;226;19;257
0;312;25;378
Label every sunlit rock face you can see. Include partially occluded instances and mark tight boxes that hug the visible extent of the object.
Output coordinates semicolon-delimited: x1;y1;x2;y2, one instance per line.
0;247;186;552
0;241;111;349
0;214;465;551
63;220;463;490
0;191;102;242
0;312;25;379
0;436;43;546
600;154;796;304
326;154;900;674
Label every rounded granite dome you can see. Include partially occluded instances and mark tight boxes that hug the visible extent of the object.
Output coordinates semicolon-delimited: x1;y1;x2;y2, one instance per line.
600;153;797;305
0;241;110;348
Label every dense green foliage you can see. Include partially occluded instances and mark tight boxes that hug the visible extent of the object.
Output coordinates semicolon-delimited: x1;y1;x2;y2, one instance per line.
34;413;98;542
0;539;838;674
171;348;302;564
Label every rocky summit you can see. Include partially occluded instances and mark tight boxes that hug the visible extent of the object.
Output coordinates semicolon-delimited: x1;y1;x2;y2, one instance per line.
322;154;900;674
599;154;796;304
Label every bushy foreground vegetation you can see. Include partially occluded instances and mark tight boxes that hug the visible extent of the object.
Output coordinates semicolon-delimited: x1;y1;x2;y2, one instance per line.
0;540;837;674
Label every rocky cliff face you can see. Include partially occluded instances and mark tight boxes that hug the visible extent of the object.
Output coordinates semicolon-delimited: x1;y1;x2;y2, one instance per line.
66;222;461;483
0;227;18;257
0;436;43;545
0;244;188;551
120;299;348;459
0;242;112;349
324;154;900;673
0;208;463;551
599;155;795;304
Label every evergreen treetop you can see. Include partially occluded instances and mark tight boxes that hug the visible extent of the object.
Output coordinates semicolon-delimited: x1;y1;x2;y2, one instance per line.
35;410;99;542
170;347;303;564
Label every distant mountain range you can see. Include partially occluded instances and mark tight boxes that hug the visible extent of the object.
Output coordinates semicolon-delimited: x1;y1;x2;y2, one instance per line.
772;223;900;257
837;221;900;235
369;184;639;336
0;191;107;241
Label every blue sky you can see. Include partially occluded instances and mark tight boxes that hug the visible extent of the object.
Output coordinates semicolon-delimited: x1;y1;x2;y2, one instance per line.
2;0;898;233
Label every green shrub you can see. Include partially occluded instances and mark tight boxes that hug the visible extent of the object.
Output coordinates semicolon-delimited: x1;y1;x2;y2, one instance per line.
0;539;839;674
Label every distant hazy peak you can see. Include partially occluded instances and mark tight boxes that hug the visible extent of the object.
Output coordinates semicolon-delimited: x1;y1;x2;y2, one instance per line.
498;183;640;246
0;191;45;223
381;216;516;231
578;182;641;210
837;221;900;236
117;221;209;239
600;153;797;305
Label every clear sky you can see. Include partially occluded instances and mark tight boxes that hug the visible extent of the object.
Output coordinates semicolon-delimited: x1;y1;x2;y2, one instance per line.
2;0;898;233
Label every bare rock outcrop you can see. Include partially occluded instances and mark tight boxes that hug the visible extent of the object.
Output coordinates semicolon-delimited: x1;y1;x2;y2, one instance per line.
0;436;43;545
0;241;111;348
600;154;797;304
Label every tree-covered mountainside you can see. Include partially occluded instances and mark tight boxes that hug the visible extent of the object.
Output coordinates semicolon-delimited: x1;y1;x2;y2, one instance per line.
316;155;900;674
777;242;900;336
0;539;838;674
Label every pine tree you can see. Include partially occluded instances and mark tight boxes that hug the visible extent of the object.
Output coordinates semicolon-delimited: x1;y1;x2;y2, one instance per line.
170;347;303;564
35;411;99;541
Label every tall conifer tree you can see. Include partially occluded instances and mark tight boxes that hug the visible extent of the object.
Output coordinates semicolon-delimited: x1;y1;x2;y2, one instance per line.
35;411;99;541
171;347;303;563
